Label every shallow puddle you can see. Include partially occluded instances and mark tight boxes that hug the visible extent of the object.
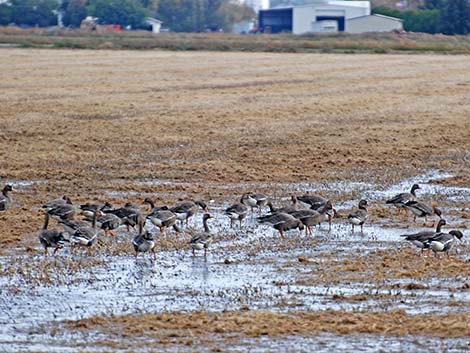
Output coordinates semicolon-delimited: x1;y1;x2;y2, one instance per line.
1;170;469;351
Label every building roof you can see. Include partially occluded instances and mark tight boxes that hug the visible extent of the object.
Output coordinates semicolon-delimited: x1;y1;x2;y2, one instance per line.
347;13;403;22
146;17;163;24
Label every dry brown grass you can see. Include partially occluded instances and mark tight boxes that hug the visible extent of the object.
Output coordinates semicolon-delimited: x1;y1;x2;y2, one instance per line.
65;309;470;342
1;49;470;252
290;247;470;286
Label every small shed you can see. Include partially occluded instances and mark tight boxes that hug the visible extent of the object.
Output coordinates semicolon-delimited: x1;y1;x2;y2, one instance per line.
346;14;403;33
146;17;163;33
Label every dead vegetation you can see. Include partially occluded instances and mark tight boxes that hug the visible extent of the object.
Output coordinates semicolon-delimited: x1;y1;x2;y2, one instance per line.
1;49;470;253
290;247;470;286
64;309;470;347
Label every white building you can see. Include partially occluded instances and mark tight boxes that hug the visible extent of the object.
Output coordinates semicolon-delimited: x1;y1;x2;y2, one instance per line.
146;17;163;34
259;0;403;34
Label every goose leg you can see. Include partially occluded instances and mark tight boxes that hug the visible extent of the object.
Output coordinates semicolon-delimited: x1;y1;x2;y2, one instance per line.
44;248;48;257
152;248;156;260
279;229;285;238
135;251;138;258
53;247;60;255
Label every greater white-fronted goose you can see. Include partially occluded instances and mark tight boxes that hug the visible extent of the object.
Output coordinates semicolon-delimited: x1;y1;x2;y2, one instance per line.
47;201;77;221
296;193;336;228
189;213;213;256
42;195;72;211
79;202;113;219
257;212;304;238
426;230;464;259
404;200;441;224
267;195;300;215
0;185;16;211
70;210;101;254
170;201;208;226
400;219;447;256
143;198;180;235
288;201;332;236
348;199;368;233
38;213;69;256
225;202;249;228
241;193;268;215
96;213;122;236
297;193;329;210
105;202;143;231
133;221;156;259
386;184;420;215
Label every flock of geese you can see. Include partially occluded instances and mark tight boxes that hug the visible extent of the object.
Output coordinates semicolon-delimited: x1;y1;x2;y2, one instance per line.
0;183;465;260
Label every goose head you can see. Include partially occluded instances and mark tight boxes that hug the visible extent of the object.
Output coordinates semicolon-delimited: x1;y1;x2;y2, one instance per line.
358;199;368;209
410;184;420;195
196;201;209;212
449;230;463;240
2;185;16;194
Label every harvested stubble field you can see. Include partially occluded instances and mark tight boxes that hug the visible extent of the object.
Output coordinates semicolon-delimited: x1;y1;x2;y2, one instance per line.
1;48;470;352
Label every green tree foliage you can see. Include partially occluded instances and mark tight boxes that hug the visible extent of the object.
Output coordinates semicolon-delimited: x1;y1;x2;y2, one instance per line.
422;0;445;10
403;9;441;33
441;0;470;34
0;3;13;25
61;0;88;27
156;0;254;32
5;0;58;27
87;0;147;28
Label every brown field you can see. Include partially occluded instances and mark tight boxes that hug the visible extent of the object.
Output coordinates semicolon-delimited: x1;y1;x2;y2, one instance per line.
1;48;470;248
1;49;470;350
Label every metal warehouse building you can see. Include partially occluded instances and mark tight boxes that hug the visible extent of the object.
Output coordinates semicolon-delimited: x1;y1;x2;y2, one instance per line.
259;0;403;34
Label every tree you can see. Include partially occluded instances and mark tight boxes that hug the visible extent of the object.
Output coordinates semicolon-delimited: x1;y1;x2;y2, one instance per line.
0;3;13;25
61;0;88;27
422;0;446;10
403;9;441;33
87;0;147;28
9;0;58;27
441;0;470;34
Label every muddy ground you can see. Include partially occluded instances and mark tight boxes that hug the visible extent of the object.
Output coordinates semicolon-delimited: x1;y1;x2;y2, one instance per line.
0;49;469;352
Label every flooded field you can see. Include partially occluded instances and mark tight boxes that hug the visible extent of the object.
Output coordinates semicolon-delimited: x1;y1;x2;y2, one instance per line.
1;172;469;352
1;49;470;351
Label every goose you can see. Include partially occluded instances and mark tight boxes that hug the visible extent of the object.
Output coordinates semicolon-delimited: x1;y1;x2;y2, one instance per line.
427;230;464;259
225;202;249;228
0;185;16;211
69;210;101;254
257;212;304;238
133;221;156;259
296;193;336;228
79;202;113;219
241;193;268;215
400;219;447;256
143;198;180;235
288;202;332;236
267;195;301;215
47;202;77;221
297;193;329;210
105;203;143;231
38;213;69;256
404;200;441;224
42;195;72;211
189;213;213;256
348;199;368;233
170;201;208;226
96;213;122;236
386;184;420;215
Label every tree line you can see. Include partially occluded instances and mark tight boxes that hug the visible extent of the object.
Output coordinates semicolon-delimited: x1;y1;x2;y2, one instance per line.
0;0;255;32
373;0;470;35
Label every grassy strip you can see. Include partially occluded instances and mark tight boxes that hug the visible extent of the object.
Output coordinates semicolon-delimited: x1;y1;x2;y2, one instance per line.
65;309;470;339
1;27;470;53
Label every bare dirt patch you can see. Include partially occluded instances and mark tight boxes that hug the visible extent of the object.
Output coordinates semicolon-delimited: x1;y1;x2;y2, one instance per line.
1;49;470;252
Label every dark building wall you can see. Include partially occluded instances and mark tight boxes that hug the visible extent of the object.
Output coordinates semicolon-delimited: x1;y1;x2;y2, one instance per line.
259;8;293;33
